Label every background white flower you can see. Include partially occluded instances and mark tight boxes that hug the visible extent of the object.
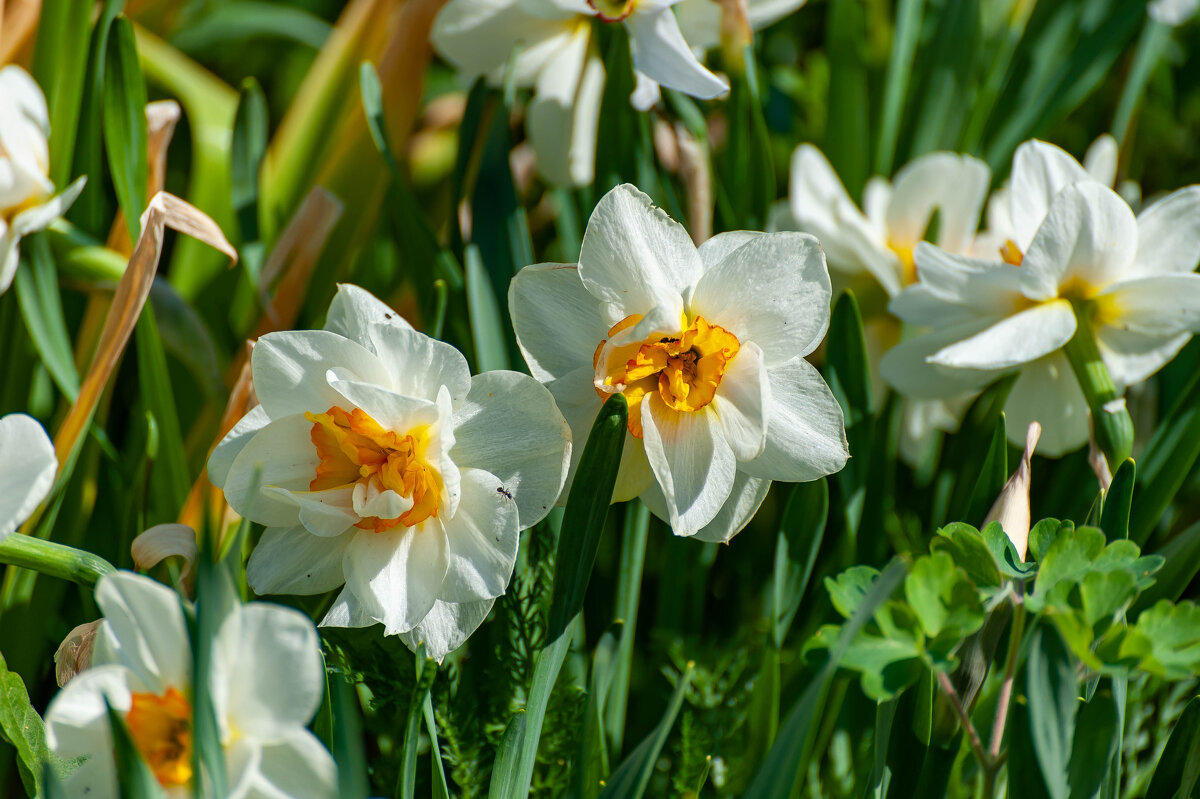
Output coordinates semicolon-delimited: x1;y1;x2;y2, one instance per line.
884;173;1200;455
44;571;335;799
0;66;85;294
208;284;570;660
432;0;727;186
510;184;848;542
0;412;56;542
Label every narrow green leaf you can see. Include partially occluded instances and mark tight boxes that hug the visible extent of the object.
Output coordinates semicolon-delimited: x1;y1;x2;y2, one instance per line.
905;0;978;157
575;624;621;798
106;697;162;799
720;46;774;230
465;244;511;372
191;534;229;799
875;0;926;175
231;77;268;284
965;414;1008;525
68;0;123;236
489;711;528;798
331;676;370;799
1027;625;1079;799
136;309;191;522
604;500;650;755
1067;690;1120;799
773;478;829;647
1132;364;1200;545
826;292;873;535
824;0;870;198
597;664;695;799
14;236;80;399
1144;696;1200;799
745;559;908;799
1131;521;1200;615
512;394;628;798
397;648;436;799
32;0;92;188
423;693;451;799
103;15;150;242
1100;459;1135;542
171;1;332;53
1009;700;1054;799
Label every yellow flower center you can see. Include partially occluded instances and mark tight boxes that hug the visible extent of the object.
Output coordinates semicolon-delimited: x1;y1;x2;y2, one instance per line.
588;0;636;21
999;239;1024;266
125;688;193;788
888;241;918;286
594;314;740;437
305;406;442;531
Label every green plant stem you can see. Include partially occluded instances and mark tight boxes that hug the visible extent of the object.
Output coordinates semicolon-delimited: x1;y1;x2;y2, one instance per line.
1063;303;1135;471
936;670;988;771
0;534;115;586
988;595;1025;761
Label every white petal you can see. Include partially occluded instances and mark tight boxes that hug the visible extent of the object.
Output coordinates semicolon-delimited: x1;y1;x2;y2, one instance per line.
711;341;768;461
323;283;414;353
626;7;728;100
0;412;56;535
888;284;978;328
578;184;699;317
1097;274;1200;336
0;227;18;296
613;433;654;502
640;395;736;535
908;242;1028;315
688;231;832;361
1096;327;1189;387
1009;138;1093;249
1020;181;1138;299
320;585;377;629
927;300;1076;371
263;485;359;537
450;371;571;528
438;467;520;603
207;405;270;489
786;144;893;284
327;376;441;433
1131;186;1200;279
252;330;386;419
398;598;495;662
215;603;323;741
528;29;604;187
683;470;771;543
94;572;190;692
697;231;762;269
1083;134;1118;187
738;356;849;482
9;177;85;238
45;664;134;796
431;0;577;84
367;324;472;406
880;320;1000;400
509;263;611;383
886;152;990;257
342;525;449;635
629;70;662;111
222;414;318;528
247;730;338;799
246;526;353;596
1003;354;1089;457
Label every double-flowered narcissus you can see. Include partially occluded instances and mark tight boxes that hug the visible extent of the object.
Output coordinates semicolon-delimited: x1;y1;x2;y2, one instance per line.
0;66;85;294
0;412;56;542
208;285;570;660
44;571;336;798
510;184;849;542
882;139;1200;455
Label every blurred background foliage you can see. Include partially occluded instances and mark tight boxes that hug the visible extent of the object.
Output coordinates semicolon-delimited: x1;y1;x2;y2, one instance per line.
3;0;1200;796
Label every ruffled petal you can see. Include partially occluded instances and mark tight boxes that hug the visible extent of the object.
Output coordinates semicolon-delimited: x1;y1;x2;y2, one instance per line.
342;525;449;635
509;262;611;382
246;526;353;596
398;598;495;662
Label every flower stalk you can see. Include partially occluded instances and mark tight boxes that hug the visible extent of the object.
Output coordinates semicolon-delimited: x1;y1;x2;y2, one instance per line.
1063;301;1135;471
0;534;115;586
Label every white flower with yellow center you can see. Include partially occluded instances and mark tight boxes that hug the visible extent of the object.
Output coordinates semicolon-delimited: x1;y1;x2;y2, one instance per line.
208;285;570;659
0;412;56;542
510;184;848;541
882;141;1200;455
0;66;85;294
781;144;990;462
431;0;727;186
44;571;336;798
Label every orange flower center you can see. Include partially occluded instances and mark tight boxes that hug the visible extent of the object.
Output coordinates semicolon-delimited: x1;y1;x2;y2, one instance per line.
125;688;193;788
588;0;635;21
999;239;1024;266
594;314;740;437
305;406;442;532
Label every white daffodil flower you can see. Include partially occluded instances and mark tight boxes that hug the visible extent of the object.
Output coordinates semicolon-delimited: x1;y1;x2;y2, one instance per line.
883;143;1200;456
44;571;336;798
1149;0;1198;25
208;285;570;660
0;66;85;294
782;144;990;464
0;412;56;542
431;0;727;186
510;184;848;542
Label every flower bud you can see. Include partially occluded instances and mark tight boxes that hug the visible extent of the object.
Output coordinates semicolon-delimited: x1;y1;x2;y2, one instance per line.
54;620;100;687
984;422;1041;562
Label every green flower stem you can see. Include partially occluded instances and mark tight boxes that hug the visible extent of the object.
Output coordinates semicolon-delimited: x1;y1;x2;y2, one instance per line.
1063;303;1135;471
0;534;115;586
46;219;127;283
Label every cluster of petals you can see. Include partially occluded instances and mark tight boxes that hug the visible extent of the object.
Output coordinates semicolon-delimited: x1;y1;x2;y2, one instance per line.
510;183;848;541
45;571;336;798
882;139;1200;455
208;285;570;660
431;0;803;186
0;66;85;294
0;412;56;542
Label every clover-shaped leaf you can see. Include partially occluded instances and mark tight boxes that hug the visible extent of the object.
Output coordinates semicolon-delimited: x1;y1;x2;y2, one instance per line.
932;523;1002;588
